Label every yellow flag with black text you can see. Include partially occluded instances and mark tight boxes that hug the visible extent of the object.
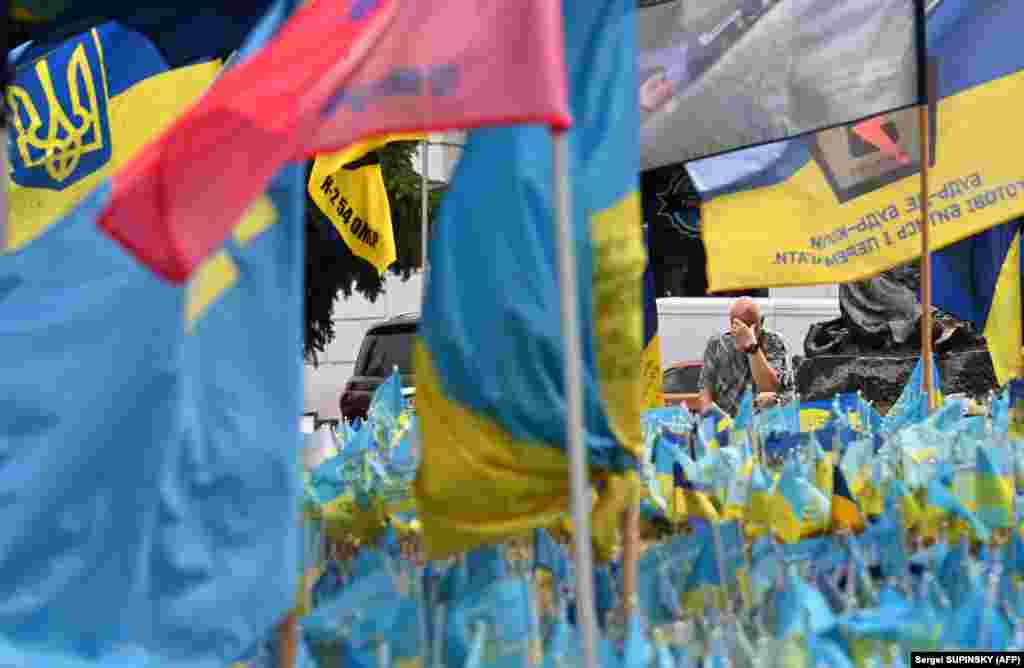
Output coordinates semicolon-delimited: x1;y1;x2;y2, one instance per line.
308;150;396;275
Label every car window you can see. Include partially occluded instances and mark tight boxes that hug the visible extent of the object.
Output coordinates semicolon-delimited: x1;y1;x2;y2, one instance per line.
355;330;415;377
663;365;701;394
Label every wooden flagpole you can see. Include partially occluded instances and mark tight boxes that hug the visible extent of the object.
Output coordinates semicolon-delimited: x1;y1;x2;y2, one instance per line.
276;612;298;668
620;503;640;617
919;101;935;414
919;54;937;414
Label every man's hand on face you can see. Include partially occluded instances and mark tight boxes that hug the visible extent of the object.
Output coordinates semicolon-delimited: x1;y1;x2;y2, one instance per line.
731;318;757;352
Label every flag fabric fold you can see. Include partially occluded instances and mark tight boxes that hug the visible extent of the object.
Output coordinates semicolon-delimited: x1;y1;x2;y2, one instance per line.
642;225;663;411
308;148;397;274
0;164;305;668
414;0;644;559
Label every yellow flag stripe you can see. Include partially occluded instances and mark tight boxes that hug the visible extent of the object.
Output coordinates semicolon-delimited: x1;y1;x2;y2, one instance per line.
186;251;238;330
831;495;865;533
702;72;1024;291
642;335;664;411
590;191;646;461
233;195;279;246
413;341;571;559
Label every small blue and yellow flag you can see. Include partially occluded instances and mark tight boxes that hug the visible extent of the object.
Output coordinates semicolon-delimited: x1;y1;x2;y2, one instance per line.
773;458;831;544
733;386;754;432
927;466;991;542
831;465;865;534
672;460;719;526
885;478;922;531
414;0;645;558
681;522;747;613
798;399;834;434
697;404;732;458
976;445;1015;530
884;356;943;434
743;463;777;538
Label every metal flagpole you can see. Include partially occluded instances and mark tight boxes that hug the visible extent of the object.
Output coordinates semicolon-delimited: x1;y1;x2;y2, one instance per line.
552;130;597;668
919;60;936;414
420;139;430;287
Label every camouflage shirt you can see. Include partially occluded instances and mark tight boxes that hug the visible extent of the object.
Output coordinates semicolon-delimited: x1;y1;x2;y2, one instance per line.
697;329;790;417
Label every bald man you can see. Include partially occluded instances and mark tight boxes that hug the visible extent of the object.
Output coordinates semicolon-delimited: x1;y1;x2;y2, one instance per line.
697;297;790;416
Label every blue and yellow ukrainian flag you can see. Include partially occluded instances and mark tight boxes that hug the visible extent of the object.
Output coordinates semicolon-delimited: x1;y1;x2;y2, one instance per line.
1011;380;1024;441
696;404;732;457
647;430;679;521
733;386;754;432
743;463;777;539
772;458;831;544
976;445;1015;531
413;0;645;559
5;6;277;249
933;218;1023;386
672;460;719;526
883;355;943;434
0;162;304;667
681;522;749;612
799;399;834;434
689;0;1024;292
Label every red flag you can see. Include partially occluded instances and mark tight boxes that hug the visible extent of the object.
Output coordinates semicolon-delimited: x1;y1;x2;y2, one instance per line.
309;0;571;153
100;0;571;283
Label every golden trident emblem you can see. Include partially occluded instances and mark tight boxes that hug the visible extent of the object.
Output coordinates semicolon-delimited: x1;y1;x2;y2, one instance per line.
6;40;105;184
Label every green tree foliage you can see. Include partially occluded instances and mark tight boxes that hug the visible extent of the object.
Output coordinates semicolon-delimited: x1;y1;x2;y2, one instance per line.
304;141;443;363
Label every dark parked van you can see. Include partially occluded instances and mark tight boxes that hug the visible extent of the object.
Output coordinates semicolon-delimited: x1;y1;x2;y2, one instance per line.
338;313;417;421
